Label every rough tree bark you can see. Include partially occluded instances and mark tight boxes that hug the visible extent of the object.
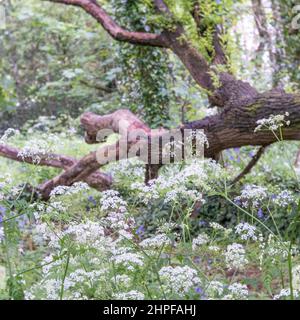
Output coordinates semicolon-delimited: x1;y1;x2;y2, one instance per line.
1;0;300;199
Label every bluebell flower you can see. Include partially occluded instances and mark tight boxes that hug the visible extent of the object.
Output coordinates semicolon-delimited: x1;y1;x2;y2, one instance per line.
235;199;241;206
199;220;207;227
195;287;207;299
135;225;145;237
257;208;264;219
249;151;255;158
194;256;201;264
0;206;6;224
195;287;203;294
87;195;97;206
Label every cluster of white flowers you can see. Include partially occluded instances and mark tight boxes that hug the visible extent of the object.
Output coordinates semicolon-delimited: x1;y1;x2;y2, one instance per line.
45;201;68;216
192;233;210;250
17;134;60;164
108;158;145;181
34;222;62;248
259;234;291;264
131;181;160;205
49;182;89;197
140;233;171;250
205;107;218;117
273;288;299;300
164;188;202;204
159;265;200;296
111;247;144;271
235;184;268;208
235;222;257;241
0;173;12;190
112;274;131;287
224;283;249;300
64;221;106;247
209;222;232;236
0;227;4;242
0;128;19;144
224;243;248;270
157;222;179;234
209;222;225;231
292;265;300;291
259;234;299;265
100;190;127;213
113;290;145;300
99;190;136;239
273;190;295;207
64;269;106;290
131;159;215;206
41;254;63;275
25;279;61;300
254;112;290;132
206;281;224;297
208;245;221;252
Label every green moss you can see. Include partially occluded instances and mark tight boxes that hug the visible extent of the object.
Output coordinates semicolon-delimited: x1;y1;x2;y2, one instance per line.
246;102;262;114
293;95;300;105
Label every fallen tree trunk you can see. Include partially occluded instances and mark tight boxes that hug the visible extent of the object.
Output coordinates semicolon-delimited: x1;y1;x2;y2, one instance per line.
38;91;300;199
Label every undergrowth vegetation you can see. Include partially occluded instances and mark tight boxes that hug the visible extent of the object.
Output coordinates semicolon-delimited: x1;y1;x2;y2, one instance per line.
0;116;300;300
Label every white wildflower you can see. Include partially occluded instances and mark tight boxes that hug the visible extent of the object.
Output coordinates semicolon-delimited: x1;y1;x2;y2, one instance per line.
235;184;268;208
0;128;19;144
49;182;89;197
208;245;221;252
108;159;145;181
224;243;248;270
225;283;249;300
209;222;226;231
100;190;127;212
65;269;106;289
113;290;145;300
17;134;59;164
273;190;295;207
111;247;144;271
235;222;257;241
64;220;110;251
206;281;224;297
192;233;210;250
274;288;299;300
0;227;4;242
159;265;200;297
140;234;171;249
157;222;179;234
255;112;290;132
131;181;160;205
205;107;218;117
112;274;131;286
292;265;300;291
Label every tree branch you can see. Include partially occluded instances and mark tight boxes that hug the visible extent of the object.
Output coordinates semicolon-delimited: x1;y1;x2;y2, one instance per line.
47;0;168;47
0;143;112;192
295;149;300;168
231;146;266;185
